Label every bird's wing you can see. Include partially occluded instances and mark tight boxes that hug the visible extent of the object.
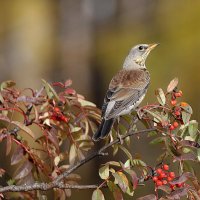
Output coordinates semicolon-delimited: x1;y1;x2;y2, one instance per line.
102;69;150;119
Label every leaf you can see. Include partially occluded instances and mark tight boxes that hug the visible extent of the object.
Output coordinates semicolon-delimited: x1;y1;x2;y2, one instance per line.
137;194;156;200
124;169;138;189
113;172;129;193
180;140;200;148
107;161;121;167
150;137;165;145
69;144;77;165
14;160;33;180
166;187;188;199
42;79;59;100
11;146;24;165
155;88;166;106
11;121;35;138
47;128;59;152
6;134;12;156
143;109;162;122
167;78;178;93
147;131;157;137
107;181;123;200
0;80;15;90
157;185;171;194
78;98;96;107
119;146;132;160
92;189;105;200
174;153;196;161
188;120;198;139
170;172;194;185
99;165;109;180
182;111;191;124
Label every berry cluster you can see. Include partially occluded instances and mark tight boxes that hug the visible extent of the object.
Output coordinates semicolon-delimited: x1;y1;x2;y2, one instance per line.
152;164;185;190
153;164;175;187
50;106;69;123
170;90;182;106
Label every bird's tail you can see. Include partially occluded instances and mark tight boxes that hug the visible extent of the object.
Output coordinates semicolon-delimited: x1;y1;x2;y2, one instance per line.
92;118;114;141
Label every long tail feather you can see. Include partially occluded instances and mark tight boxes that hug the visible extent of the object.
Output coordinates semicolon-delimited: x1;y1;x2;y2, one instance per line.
92;118;114;141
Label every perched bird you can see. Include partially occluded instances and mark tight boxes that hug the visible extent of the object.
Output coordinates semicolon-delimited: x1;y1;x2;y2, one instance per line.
92;43;158;141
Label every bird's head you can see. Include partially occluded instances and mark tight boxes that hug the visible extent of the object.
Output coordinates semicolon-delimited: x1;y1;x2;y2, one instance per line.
123;43;159;69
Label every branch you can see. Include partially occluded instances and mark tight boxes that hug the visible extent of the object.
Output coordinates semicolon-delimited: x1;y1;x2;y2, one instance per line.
0;127;156;193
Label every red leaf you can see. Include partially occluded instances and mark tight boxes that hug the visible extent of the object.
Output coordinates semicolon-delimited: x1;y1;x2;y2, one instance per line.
166;187;189;199
64;79;72;87
170;172;194;185
11;146;24;165
65;88;76;95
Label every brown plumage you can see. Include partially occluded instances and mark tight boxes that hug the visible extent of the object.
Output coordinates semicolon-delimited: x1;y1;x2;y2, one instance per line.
93;43;158;141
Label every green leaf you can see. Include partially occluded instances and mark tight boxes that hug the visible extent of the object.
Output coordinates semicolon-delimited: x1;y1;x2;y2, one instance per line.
147;131;157;137
92;189;105;200
188;120;198;139
197;149;200;162
181;111;191;124
155;88;166;106
143;109;162;122
42;79;59;100
113;172;129;193
99;165;109;180
69;144;77;165
0;80;15;91
119;146;132;160
150;137;165;145
107;161;121;167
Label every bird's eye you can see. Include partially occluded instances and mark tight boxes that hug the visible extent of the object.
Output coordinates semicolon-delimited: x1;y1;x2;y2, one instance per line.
138;46;144;51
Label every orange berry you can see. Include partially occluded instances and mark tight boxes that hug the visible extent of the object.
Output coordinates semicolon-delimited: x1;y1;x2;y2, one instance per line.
171;100;177;106
180;102;188;107
173;121;179;128
159;172;166;178
163;164;169;171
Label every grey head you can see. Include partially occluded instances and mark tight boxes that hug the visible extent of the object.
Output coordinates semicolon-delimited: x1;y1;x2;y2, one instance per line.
123;43;159;69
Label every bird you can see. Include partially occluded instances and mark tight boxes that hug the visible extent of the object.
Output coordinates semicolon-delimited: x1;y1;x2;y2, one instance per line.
92;43;159;141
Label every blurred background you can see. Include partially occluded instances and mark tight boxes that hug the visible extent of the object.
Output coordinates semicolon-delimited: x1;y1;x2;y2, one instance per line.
0;0;200;199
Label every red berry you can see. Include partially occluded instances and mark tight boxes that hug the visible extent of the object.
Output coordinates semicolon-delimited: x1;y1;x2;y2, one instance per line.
175;111;181;116
169;125;175;130
167;177;173;182
162;164;169;171
171;100;177;106
54;107;60;112
152;176;158;182
175;92;182;97
156;168;162;174
176;183;184;188
159;172;166;178
173;121;179;128
170;184;176;190
156;180;163;186
162;180;168;185
169;172;175;179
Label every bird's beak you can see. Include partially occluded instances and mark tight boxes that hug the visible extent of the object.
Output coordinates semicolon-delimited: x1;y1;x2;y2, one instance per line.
148;43;160;51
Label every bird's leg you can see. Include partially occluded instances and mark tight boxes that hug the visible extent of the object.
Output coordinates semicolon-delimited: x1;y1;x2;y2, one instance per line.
117;117;123;144
126;112;139;134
